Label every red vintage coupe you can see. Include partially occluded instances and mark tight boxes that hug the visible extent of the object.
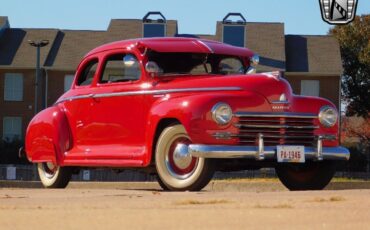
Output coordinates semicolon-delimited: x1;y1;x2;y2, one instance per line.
24;37;349;191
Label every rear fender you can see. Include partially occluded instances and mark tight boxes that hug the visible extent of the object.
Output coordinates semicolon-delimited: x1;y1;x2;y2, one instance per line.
25;106;71;164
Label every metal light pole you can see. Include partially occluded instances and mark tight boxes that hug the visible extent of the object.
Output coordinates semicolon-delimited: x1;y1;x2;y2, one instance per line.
28;40;49;114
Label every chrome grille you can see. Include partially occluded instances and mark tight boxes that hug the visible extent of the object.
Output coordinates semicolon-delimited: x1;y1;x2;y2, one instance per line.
233;112;318;146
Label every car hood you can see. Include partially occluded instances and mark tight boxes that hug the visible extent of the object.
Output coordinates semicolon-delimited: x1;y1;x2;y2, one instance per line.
154;73;293;104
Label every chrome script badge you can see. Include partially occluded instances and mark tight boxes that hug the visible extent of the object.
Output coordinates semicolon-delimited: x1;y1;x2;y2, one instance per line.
319;0;358;24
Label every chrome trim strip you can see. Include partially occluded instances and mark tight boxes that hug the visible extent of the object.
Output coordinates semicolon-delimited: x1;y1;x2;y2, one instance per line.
234;112;317;119
234;124;319;129
238;119;314;124
270;100;290;104
234;134;316;139
56;87;242;104
189;144;350;161
212;132;335;140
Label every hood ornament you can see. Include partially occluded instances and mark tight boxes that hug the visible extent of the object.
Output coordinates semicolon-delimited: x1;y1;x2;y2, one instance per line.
271;93;290;108
279;93;287;102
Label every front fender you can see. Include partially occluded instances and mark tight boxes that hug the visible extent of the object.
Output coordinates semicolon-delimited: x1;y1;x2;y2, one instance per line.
25;106;71;164
144;91;270;165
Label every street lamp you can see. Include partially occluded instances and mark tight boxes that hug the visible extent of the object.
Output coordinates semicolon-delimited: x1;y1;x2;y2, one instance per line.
28;40;49;114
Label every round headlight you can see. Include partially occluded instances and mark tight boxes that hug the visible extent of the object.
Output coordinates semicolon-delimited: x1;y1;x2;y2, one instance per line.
250;54;259;67
212;103;232;125
319;106;338;127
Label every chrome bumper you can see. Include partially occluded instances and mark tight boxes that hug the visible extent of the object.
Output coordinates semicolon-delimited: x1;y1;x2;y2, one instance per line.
173;134;350;162
188;144;350;161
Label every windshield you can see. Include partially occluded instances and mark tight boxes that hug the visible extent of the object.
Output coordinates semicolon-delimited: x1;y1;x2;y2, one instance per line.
147;52;245;76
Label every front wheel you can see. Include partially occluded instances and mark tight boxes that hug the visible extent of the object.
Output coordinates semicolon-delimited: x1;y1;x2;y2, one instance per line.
37;162;72;188
275;161;336;191
155;124;215;191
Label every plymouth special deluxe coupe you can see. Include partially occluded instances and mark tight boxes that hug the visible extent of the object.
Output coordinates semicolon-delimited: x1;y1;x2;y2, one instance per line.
25;37;349;191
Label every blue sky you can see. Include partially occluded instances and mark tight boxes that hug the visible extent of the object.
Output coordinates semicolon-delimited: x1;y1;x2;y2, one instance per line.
1;0;369;35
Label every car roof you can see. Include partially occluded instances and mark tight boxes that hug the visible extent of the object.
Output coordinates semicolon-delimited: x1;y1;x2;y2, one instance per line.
85;37;254;58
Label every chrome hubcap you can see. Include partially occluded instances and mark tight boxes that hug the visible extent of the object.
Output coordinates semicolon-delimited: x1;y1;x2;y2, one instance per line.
173;143;192;169
42;162;57;179
165;136;198;179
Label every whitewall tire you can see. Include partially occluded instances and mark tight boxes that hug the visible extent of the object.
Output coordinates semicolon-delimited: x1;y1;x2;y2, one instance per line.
155;124;214;191
37;162;72;188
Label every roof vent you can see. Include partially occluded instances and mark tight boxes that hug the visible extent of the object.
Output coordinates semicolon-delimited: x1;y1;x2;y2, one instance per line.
222;13;246;25
142;11;166;23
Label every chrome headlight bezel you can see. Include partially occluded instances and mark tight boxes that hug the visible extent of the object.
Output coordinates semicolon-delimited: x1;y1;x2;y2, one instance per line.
318;106;338;127
211;103;232;125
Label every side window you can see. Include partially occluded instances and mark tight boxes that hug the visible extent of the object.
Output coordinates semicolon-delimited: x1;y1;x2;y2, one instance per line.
218;57;244;75
100;54;141;83
77;59;98;86
190;63;211;75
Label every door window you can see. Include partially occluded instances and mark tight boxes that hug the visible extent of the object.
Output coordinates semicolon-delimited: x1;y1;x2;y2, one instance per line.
100;54;141;83
76;59;99;86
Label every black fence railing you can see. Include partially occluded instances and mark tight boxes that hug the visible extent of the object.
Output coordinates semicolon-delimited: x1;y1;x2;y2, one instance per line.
1;164;369;182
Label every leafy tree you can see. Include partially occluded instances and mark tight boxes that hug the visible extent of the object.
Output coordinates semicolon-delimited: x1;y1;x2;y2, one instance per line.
329;15;370;118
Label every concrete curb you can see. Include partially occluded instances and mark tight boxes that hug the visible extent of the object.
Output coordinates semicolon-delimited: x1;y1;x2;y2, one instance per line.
1;180;370;191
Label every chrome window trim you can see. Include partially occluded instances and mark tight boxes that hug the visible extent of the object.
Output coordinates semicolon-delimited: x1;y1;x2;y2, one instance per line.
234;112;317;119
56;87;242;104
234;124;319;129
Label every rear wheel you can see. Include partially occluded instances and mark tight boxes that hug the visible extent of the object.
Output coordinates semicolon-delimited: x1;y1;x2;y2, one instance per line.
275;161;336;191
37;162;72;188
155;124;214;191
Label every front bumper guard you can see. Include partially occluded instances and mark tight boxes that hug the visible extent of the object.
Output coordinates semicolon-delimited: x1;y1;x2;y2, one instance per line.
184;135;350;161
188;145;349;161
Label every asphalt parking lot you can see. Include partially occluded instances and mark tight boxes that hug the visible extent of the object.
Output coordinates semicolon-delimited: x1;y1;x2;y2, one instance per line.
1;181;370;230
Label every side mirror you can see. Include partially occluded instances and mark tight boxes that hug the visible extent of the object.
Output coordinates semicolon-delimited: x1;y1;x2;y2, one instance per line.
145;61;163;77
245;54;259;74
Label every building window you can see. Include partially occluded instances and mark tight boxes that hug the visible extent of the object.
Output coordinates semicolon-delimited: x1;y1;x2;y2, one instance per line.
222;25;245;47
4;73;23;101
3;117;22;141
222;13;246;47
142;12;166;38
143;24;165;37
64;75;74;92
301;80;320;97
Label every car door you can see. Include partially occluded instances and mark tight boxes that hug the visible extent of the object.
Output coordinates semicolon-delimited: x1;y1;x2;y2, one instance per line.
62;57;100;160
83;51;148;160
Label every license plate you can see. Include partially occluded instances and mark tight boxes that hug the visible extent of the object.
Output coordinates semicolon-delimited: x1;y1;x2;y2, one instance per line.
277;146;305;163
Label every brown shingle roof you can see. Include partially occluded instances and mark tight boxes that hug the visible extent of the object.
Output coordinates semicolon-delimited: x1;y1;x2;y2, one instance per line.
285;35;343;74
196;34;218;41
49;19;178;70
0;28;58;68
215;22;286;72
0;17;342;75
48;30;107;70
108;19;178;38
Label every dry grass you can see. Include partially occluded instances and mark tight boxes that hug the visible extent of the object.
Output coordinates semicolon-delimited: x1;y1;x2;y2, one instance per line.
254;203;294;209
310;196;346;203
174;199;232;206
0;194;28;199
214;177;365;183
